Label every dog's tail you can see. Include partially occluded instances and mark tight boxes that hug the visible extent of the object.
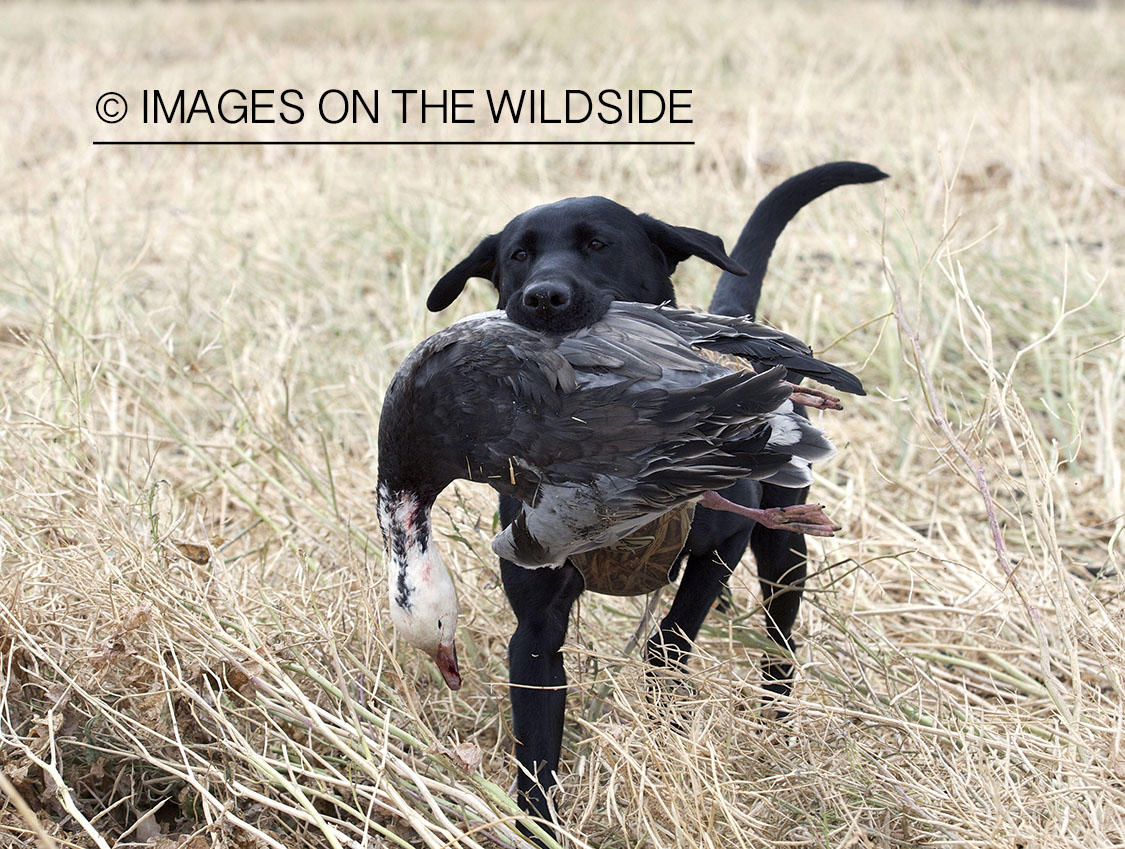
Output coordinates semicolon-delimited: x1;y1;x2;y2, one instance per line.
708;161;888;319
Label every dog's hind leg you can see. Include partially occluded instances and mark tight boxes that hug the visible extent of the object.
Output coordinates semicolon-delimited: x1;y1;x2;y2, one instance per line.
645;480;811;708
646;510;755;674
750;483;810;703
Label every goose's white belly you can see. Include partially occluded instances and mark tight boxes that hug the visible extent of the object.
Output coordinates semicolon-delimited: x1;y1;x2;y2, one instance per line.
490;480;666;569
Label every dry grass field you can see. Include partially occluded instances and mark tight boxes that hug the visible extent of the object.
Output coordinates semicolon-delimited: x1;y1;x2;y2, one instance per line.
2;2;1123;847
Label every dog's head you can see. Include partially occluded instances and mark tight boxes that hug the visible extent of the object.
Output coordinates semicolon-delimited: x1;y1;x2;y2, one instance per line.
426;197;747;334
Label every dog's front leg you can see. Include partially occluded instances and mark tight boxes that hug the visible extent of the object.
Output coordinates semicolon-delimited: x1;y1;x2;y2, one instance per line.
499;496;585;843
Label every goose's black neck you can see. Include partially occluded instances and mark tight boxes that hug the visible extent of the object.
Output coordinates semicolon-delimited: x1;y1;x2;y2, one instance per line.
377;365;460;509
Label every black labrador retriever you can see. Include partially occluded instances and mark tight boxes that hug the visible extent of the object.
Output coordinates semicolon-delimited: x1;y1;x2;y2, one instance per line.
426;161;887;837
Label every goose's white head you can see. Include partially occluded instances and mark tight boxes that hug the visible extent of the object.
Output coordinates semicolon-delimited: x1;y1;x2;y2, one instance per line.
377;484;462;690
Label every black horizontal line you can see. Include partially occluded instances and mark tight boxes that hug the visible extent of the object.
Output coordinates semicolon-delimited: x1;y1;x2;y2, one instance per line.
92;139;694;146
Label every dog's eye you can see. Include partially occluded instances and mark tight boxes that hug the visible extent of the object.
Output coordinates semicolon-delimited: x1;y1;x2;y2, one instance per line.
511;249;529;262
588;239;606;251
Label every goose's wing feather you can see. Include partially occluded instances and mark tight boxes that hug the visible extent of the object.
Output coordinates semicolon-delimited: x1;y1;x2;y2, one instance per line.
611;302;867;396
487;357;794;497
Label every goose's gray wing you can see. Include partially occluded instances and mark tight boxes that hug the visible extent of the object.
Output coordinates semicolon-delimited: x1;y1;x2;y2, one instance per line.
525;366;794;488
492;365;799;567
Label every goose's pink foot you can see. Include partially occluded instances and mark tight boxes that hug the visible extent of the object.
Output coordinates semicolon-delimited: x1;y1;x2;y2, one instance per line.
699;490;842;537
784;382;844;411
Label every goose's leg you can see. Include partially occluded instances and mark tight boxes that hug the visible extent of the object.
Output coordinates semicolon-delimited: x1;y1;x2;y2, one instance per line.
699;489;841;536
783;381;844;410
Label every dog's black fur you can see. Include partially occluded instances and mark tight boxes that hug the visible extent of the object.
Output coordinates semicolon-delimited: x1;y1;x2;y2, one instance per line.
427;162;888;839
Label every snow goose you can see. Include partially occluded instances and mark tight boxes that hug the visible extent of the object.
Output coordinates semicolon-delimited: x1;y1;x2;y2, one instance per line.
376;302;863;688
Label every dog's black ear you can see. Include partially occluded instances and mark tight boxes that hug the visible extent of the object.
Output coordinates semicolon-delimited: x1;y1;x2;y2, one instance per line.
639;215;748;276
427;234;501;312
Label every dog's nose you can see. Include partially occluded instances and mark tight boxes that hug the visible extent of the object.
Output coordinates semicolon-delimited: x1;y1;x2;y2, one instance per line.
522;281;572;317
